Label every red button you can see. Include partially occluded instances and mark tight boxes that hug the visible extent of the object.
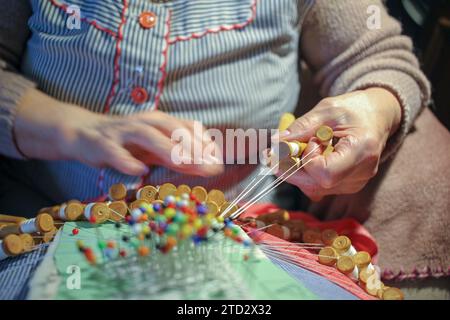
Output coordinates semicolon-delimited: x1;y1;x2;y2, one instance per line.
139;11;157;29
131;87;148;104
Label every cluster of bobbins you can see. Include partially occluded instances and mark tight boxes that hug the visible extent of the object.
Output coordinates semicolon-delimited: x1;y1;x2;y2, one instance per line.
271;113;335;171
0;213;56;261
72;184;251;265
36;183;240;227
242;210;404;300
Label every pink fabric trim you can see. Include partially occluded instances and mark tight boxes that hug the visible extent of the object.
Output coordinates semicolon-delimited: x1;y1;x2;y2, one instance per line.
381;266;450;281
48;0;117;38
167;0;257;44
242;203;378;300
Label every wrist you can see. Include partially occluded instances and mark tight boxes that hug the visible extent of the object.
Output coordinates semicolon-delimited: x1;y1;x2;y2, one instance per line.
364;87;402;137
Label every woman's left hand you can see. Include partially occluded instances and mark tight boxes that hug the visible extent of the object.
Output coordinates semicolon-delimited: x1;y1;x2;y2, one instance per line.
278;88;402;201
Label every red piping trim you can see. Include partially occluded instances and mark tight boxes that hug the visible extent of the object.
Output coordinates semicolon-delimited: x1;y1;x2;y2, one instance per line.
153;11;172;110
103;0;128;114
168;0;257;45
48;0;117;38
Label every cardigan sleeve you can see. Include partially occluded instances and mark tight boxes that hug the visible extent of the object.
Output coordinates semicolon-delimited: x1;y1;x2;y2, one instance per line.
300;0;431;161
0;0;35;159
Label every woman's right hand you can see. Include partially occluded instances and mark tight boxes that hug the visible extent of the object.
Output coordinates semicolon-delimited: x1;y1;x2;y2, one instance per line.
14;88;223;177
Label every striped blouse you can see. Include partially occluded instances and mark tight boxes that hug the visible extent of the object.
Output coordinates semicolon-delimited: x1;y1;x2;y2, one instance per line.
0;0;430;204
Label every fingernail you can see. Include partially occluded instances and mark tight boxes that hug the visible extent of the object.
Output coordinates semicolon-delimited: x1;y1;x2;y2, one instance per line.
271;130;290;140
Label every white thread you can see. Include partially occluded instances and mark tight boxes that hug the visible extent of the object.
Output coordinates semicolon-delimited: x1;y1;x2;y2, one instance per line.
288;142;300;157
281;225;290;240
84;203;96;220
0;243;8;260
349;265;359;282
59;204;67;220
342;245;357;257
366;263;375;273
19;219;37;234
136;188;143;200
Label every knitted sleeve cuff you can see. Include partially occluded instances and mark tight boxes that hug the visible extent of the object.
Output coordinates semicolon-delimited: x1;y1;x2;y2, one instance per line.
334;68;430;162
0;68;36;159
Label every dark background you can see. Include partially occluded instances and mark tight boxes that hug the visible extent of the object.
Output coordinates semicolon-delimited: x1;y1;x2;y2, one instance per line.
386;0;450;129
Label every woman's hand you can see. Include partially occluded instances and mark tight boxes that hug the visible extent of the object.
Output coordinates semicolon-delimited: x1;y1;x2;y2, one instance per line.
279;88;402;201
14;88;223;177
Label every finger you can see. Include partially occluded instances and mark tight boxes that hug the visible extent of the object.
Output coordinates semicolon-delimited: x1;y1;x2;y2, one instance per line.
98;143;148;176
302;135;361;189
180;119;224;166
134;111;189;138
125;125;223;177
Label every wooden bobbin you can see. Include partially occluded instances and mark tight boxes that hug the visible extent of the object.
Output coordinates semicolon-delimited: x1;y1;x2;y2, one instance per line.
176;184;191;197
278;141;308;159
0;214;27;224
219;202;239;219
158;183;177;200
278;113;296;132
41;228;58;243
337;255;359;281
109;183;128;201
108;201;128;222
359;266;375;284
136;185;158;202
382;287;404;300
321;229;338;246
266;224;291;241
0;234;23;260
318;247;339;267
332;235;356;256
205;201;219;216
353;251;373;271
257;209;290;225
302;229;323;244
206;189;226;207
84;203;110;224
281;220;305;241
19;234;35;252
129;199;149;211
0;213;54;238
376;284;386;299
191;186;208;203
315;125;333;145
38;206;60;218
55;200;84;221
0;222;16;228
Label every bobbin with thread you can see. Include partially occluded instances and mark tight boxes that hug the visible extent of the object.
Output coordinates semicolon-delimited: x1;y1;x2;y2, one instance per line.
318;247;339;266
108;183;128;201
136;185;158;202
353;251;375;272
265;224;291;241
0;234;23;261
256;209;290;225
206;189;226;207
336;255;359;282
0;214;27;224
108;201;128;222
158;183;178;200
54;200;84;221
84;203;110;224
332;235;357;256
0;213;54;238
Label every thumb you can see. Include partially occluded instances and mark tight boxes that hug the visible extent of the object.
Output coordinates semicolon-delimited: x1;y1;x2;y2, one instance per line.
283;113;324;143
